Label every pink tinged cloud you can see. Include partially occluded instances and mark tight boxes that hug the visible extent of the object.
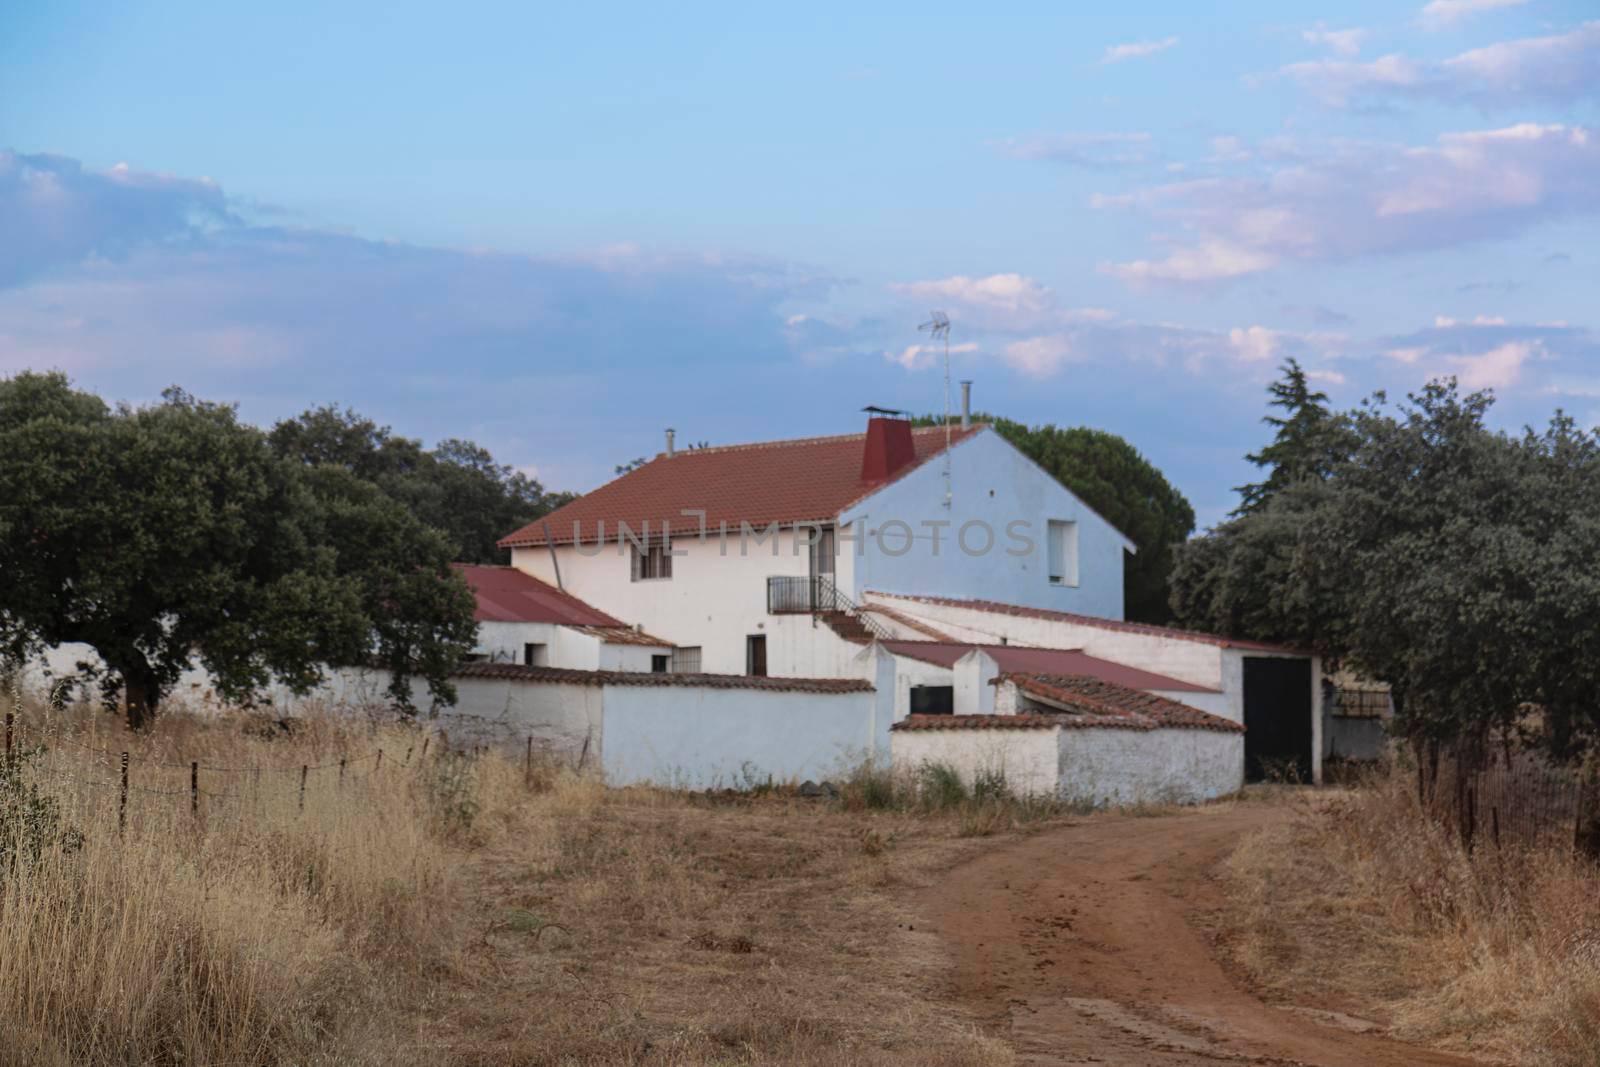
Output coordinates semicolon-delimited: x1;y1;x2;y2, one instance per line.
1451;340;1537;390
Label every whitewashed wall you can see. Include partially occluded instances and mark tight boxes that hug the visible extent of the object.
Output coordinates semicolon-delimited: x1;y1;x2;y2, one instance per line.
886;652;955;721
476;620;558;663
867;594;1228;690
1057;727;1242;806
954;649;1000;714
891;726;1061;796
839;430;1132;620
600;684;879;789
514;527;862;678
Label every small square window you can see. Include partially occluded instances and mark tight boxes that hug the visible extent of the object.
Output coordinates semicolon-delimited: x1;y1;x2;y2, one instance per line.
523;643;548;667
670;646;702;673
651;654;670;673
631;541;673;581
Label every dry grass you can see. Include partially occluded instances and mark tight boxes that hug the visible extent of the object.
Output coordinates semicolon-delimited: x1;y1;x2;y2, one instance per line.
1;694;1020;1066
1216;768;1600;1066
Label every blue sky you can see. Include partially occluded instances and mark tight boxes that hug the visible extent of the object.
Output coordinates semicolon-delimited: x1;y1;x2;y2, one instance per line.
3;1;1597;524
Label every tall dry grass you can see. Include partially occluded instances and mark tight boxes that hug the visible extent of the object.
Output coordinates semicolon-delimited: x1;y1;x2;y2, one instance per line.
1;695;1017;1066
0;694;495;1066
1218;768;1600;1066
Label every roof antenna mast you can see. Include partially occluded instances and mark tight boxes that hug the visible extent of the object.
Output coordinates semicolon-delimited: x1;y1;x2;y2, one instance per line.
919;310;953;509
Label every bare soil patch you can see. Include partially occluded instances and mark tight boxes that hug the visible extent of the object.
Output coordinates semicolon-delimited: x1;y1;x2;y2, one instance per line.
924;791;1488;1066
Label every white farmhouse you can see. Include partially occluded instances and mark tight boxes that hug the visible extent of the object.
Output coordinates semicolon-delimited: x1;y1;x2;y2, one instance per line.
471;407;1326;791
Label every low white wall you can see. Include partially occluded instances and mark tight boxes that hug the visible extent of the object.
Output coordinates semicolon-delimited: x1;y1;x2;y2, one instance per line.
600;684;879;789
1057;727;1242;806
891;726;1061;796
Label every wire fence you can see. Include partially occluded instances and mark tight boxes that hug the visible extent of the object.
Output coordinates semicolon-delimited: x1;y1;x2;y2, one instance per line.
1422;744;1591;853
3;710;555;835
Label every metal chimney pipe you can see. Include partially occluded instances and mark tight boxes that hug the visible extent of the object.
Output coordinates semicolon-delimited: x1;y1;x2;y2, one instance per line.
665;427;676;457
960;381;972;428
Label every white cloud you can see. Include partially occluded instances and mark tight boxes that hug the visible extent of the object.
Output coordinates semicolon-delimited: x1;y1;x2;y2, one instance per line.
1278;20;1600;107
1099;242;1277;285
1451;339;1537;389
1000;335;1080;377
1385;346;1426;363
890;272;1053;313
1435;314;1509;326
1227;325;1283;363
1302;24;1367;57
1100;36;1179;64
883;341;979;371
1419;0;1529;30
992;132;1155;169
1307;369;1348;385
1093;124;1599;285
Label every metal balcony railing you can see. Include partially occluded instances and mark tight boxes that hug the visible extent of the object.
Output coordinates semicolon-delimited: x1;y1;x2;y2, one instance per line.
765;575;893;641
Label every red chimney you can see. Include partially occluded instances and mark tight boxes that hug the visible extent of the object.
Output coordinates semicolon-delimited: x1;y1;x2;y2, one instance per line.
860;409;915;483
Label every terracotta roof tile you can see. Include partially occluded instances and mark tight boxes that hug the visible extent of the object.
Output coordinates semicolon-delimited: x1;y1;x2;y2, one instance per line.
880;641;1219;693
1000;673;1245;733
499;425;985;548
453;662;873;694
892;713;1062;731
866;591;1307;655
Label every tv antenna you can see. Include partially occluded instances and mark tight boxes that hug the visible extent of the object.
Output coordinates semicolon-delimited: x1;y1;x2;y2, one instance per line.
919;310;953;509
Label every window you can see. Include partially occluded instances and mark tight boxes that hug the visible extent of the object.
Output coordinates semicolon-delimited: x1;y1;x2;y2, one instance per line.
650;654;670;673
670;646;702;673
909;685;954;715
745;634;767;677
630;541;672;581
1047;519;1079;587
523;643;548;667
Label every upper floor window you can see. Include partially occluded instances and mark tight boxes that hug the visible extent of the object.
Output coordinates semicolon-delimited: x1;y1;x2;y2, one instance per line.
1047;519;1078;587
631;541;672;581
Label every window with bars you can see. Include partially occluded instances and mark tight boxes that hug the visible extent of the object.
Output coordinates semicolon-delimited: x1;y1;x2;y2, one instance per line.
630;541;673;581
1332;687;1390;719
670;646;702;673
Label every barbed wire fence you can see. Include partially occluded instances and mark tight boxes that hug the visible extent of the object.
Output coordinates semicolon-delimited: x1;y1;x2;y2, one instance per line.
3;707;560;837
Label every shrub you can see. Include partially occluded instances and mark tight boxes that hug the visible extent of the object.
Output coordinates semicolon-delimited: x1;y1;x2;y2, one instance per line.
915;762;968;811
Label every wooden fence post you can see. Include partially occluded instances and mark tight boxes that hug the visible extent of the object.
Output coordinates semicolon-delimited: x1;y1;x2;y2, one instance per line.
190;761;199;816
338;757;346;787
299;765;308;811
118;752;129;835
375;749;383;775
420;736;430;764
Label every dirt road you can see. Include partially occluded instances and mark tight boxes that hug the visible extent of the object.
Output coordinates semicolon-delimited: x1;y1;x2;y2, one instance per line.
926;799;1486;1066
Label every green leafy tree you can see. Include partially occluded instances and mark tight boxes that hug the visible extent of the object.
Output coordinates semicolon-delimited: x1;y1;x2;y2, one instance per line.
269;406;572;563
1232;358;1355;516
0;374;476;728
1171;378;1600;764
915;414;1195;623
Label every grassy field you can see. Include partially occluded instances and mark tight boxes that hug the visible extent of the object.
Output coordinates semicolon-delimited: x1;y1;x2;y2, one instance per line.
0;695;1053;1066
1216;769;1600;1067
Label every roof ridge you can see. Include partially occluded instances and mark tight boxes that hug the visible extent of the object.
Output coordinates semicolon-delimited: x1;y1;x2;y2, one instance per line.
654;422;977;459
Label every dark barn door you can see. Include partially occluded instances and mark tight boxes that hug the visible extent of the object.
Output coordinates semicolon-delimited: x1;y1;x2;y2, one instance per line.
1242;657;1313;782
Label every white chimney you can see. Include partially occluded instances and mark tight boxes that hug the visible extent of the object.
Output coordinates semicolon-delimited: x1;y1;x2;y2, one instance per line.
960;380;972;428
665;427;676;457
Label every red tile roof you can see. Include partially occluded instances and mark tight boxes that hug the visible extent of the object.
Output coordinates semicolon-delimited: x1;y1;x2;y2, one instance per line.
893;713;1062;731
1001;673;1244;733
866;591;1307;655
453;662;873;693
880;641;1219;693
498;425;985;548
453;564;623;627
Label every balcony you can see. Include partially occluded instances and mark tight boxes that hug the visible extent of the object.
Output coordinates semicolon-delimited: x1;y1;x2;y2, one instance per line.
766;575;843;614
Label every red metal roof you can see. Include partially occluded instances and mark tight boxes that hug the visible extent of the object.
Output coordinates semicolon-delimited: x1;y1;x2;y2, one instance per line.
867;591;1308;655
498;424;985;548
453;564;624;627
880;641;1219;693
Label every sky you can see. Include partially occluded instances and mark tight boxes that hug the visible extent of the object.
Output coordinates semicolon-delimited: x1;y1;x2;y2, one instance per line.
2;1;1597;526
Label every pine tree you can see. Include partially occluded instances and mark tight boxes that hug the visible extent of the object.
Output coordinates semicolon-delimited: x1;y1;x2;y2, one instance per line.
1232;358;1351;516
